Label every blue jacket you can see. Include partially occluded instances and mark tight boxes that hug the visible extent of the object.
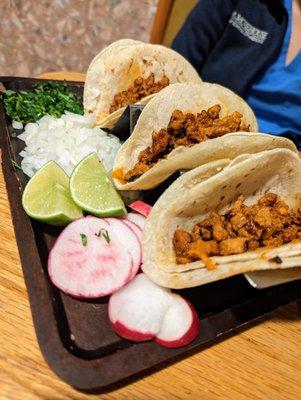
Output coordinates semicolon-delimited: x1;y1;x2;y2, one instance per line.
172;0;288;95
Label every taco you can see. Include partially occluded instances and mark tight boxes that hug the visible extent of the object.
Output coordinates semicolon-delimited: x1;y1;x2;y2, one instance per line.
112;82;296;190
141;148;301;289
84;41;202;127
84;39;143;114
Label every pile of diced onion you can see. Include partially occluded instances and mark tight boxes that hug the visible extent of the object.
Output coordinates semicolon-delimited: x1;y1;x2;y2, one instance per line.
16;112;121;177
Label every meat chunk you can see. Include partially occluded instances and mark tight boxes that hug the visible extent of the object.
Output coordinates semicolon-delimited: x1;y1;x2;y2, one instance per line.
125;103;250;182
173;230;192;257
248;239;260;251
230;213;248;232
137;129;170;166
192;225;212;241
168;110;185;131
281;225;300;243
173;193;300;265
262;236;284;247
226;195;245;218
253;206;273;228
124;162;151;182
151;129;170;161
219;238;248;255
207;104;221;119
258;193;278;206
212;223;228;241
109;73;170;113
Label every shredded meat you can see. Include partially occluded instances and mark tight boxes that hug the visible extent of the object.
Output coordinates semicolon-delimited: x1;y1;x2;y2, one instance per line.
109;73;170;113
172;193;301;268
124;104;250;182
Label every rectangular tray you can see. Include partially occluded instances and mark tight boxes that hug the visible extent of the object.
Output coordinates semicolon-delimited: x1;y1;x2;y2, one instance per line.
1;77;300;392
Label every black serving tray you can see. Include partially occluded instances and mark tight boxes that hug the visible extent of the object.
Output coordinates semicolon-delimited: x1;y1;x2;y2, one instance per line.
0;77;300;392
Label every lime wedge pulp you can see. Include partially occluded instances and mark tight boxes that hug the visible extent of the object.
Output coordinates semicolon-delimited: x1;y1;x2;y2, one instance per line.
22;161;83;226
70;153;126;217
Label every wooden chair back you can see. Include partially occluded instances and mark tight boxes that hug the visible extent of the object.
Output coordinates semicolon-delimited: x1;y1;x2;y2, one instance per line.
150;0;197;46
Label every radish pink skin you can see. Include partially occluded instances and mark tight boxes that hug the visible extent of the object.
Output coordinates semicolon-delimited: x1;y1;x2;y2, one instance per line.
48;217;135;299
154;300;200;348
129;201;152;217
111;320;156;342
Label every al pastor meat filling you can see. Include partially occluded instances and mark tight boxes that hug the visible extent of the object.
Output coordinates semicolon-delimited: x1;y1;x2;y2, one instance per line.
109;73;170;113
173;193;301;267
125;105;250;182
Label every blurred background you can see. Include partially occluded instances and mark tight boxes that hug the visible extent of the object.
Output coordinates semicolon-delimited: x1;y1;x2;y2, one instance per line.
0;0;159;76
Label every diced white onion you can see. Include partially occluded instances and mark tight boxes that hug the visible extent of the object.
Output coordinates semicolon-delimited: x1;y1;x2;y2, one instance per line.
17;112;121;178
12;121;23;130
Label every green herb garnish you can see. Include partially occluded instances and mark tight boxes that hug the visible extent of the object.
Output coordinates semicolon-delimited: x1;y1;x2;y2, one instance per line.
0;81;83;124
80;233;88;246
11;159;22;171
95;229;111;244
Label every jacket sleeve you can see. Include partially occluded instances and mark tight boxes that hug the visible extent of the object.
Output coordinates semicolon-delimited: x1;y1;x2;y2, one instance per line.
172;0;236;72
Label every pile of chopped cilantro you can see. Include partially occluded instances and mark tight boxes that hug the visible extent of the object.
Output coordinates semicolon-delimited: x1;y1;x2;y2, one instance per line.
0;81;84;124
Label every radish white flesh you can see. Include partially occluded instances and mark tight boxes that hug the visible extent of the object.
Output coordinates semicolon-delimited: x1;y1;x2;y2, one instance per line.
121;219;142;279
122;218;142;240
112;218;142;280
155;295;200;348
126;212;146;230
48;217;139;298
129;201;152;217
109;274;173;341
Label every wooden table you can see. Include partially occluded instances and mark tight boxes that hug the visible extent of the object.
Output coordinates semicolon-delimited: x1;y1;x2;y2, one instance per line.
0;72;300;400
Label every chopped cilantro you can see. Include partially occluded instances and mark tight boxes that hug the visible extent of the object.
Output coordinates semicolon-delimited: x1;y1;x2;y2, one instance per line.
0;81;83;124
80;233;88;246
95;229;111;244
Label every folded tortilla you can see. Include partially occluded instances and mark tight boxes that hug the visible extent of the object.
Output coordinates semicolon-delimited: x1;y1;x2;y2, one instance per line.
84;39;143;114
141;149;301;288
84;41;202;127
112;82;296;190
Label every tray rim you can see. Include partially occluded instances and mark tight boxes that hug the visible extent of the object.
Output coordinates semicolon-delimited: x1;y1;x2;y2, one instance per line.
1;76;300;392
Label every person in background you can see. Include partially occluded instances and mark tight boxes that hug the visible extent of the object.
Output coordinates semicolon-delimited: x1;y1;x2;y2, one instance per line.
172;0;301;148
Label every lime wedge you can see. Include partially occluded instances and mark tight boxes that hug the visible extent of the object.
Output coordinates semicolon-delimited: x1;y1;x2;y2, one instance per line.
22;161;83;226
70;153;126;217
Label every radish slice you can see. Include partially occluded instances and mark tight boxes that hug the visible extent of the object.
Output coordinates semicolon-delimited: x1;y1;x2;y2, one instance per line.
109;274;173;341
126;212;146;230
122;218;142;240
129;201;152;217
155;295;200;348
109;273;200;347
48;217;140;298
106;218;141;279
120;218;142;279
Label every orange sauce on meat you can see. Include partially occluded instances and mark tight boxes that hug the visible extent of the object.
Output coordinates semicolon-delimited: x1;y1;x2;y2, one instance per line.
112;168;126;184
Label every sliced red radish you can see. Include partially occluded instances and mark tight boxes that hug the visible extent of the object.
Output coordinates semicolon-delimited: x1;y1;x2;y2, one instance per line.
119;218;142;279
106;218;141;279
109;274;173;341
129;200;152;217
126;212;146;230
122;218;142;240
48;216;141;298
109;273;200;348
155;295;200;348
